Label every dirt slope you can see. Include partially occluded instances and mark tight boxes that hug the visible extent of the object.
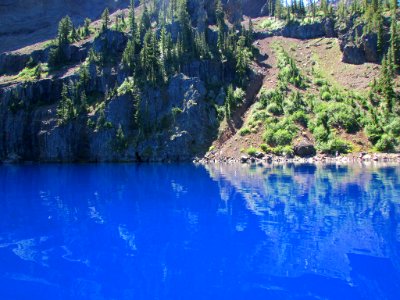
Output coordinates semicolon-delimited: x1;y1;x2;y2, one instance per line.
206;35;395;161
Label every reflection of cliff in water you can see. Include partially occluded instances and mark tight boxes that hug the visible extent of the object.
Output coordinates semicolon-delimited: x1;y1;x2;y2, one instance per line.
205;163;400;284
1;164;400;299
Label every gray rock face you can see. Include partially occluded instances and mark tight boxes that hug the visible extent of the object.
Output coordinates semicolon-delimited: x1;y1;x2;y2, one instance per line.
0;68;219;162
242;0;267;17
258;19;337;40
0;0;130;53
342;43;366;65
338;15;389;65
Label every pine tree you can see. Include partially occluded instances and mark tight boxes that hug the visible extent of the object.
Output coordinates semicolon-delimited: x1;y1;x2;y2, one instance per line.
169;0;177;21
275;0;282;19
101;8;110;32
70;26;79;42
139;5;151;42
57;84;76;123
236;36;252;84
380;54;396;113
159;24;168;79
371;0;379;12
84;18;91;37
320;0;329;17
286;0;291;23
299;0;306;18
140;30;160;84
310;0;316;19
390;11;399;69
216;0;225;55
115;15;120;31
377;13;384;57
122;39;137;73
129;0;137;39
247;19;254;47
392;0;398;10
177;0;192;54
80;91;88;115
225;85;235;118
49;16;73;67
58;16;73;46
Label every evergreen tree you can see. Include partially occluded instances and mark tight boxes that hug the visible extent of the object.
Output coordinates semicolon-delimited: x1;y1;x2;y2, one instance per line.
101;8;110;32
80;91;88;115
392;0;398;10
57;84;76;123
371;0;379;12
390;11;399;69
247;19;254;47
129;0;137;39
58;16;73;46
84;18;91;37
380;54;396;113
377;13;384;56
140;30;160;84
236;36;252;84
177;0;192;54
122;39;137;73
286;0;291;23
320;0;329;17
159;24;169;79
70;26;79;42
216;0;225;55
298;0;306;18
310;0;316;19
139;5;151;41
169;0;177;21
49;16;73;67
275;0;282;19
225;85;235;118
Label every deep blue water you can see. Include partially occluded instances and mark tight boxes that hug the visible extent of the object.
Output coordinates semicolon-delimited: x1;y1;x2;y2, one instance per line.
0;163;400;300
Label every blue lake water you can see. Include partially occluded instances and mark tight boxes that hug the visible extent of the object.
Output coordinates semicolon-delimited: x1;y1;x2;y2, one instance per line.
0;163;400;300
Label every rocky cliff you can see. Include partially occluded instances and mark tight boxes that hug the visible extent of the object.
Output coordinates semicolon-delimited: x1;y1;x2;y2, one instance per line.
0;0;130;53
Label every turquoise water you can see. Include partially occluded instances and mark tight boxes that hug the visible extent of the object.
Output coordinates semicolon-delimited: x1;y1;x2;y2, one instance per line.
0;163;399;299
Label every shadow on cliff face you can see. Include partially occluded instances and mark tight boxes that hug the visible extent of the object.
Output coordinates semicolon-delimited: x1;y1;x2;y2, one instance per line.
0;0;131;53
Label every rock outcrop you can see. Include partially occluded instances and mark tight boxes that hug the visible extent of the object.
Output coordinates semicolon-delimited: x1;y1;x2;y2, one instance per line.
338;14;390;64
294;138;316;158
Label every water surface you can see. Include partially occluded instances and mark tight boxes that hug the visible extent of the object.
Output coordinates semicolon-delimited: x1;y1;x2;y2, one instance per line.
0;163;400;299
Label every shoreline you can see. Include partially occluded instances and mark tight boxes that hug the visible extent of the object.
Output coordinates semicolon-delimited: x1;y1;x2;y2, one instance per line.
1;152;400;165
197;152;400;165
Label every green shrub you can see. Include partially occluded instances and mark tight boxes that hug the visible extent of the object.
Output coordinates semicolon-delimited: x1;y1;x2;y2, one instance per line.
246;147;258;156
314;78;327;87
281;145;294;156
260;143;271;153
267;103;283;116
318;137;352;154
252;109;269;121
321;91;331;101
314;102;359;133
386;119;400;137
284;91;306;114
365;123;383;144
291;110;308;127
239;127;251;136
259;88;284;108
117;77;137;96
263;117;297;146
375;134;397;152
313;125;329;142
274;129;293;146
276;48;306;88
